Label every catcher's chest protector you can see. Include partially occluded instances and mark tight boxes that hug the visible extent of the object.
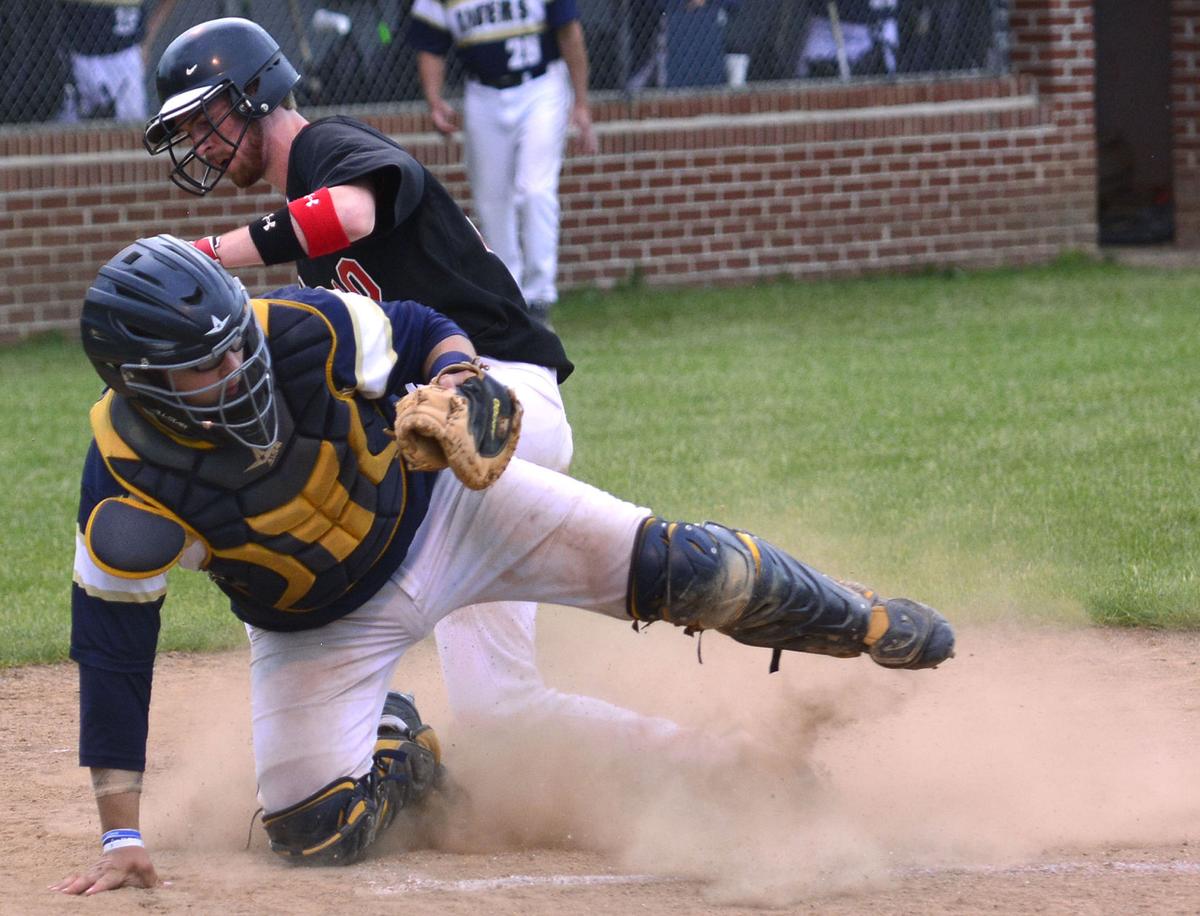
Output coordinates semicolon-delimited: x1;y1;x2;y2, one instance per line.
91;304;407;620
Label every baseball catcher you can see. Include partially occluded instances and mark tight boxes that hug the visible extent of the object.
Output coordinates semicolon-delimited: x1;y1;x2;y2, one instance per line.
60;236;953;895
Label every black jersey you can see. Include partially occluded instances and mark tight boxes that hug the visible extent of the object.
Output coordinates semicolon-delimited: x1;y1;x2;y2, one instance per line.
287;116;573;382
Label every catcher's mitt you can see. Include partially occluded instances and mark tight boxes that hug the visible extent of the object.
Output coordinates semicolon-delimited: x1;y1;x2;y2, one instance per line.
390;361;522;489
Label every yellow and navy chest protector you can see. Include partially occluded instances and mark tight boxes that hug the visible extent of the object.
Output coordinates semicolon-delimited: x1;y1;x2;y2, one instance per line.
89;297;437;631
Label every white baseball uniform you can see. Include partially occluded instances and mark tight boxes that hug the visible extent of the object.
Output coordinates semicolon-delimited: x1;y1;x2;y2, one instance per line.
408;0;581;306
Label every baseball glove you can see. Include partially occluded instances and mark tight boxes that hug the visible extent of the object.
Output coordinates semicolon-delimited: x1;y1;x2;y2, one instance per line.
390;361;522;489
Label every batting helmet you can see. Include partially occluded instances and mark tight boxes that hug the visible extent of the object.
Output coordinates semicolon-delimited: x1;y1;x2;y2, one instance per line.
143;17;300;195
82;235;279;450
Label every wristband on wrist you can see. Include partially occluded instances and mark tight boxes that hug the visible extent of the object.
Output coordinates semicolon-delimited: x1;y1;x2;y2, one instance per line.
248;206;305;266
101;828;144;853
288;187;351;257
428;350;475;382
191;236;218;261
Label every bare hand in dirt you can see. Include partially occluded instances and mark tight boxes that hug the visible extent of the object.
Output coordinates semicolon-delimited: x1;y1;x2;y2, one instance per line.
50;846;158;895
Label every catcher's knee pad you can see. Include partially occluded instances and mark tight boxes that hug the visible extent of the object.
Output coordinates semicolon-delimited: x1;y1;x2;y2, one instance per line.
262;693;444;866
628;518;761;631
261;774;383;866
627;517;954;668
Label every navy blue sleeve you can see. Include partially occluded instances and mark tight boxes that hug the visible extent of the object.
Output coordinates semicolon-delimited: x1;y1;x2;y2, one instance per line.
547;0;581;29
408;17;453;56
71;441;163;771
383;299;466;392
263;286;466;398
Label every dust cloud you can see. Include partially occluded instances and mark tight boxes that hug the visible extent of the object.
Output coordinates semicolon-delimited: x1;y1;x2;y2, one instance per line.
431;611;1200;906
136;613;1200;907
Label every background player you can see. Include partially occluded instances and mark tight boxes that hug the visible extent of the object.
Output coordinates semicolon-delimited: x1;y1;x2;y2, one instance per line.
57;235;954;893
143;17;679;749
408;0;598;326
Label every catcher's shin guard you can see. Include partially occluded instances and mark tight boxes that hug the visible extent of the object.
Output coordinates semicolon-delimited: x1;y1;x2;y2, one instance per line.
262;692;443;866
627;518;954;670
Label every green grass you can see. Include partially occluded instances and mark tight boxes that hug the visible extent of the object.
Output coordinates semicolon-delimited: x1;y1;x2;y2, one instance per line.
3;258;1199;666
0;335;241;666
557;257;1200;631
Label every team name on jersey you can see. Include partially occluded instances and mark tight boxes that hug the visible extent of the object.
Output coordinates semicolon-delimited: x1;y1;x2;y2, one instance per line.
455;0;531;32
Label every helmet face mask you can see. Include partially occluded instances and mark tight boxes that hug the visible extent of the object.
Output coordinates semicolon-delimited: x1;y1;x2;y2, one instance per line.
83;235;280;451
120;307;278;450
146;83;256;196
143;18;300;196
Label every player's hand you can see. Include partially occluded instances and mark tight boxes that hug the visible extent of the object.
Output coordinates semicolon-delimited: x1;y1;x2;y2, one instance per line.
50;846;158;895
571;103;597;156
429;99;459;137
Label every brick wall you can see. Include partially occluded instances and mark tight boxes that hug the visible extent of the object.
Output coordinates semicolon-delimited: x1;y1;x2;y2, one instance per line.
0;0;1098;342
1172;1;1200;244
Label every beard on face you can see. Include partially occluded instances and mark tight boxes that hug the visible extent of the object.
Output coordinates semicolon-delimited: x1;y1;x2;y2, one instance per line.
227;120;266;188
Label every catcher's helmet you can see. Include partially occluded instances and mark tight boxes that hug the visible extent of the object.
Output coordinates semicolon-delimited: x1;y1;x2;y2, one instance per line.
82;235;279;450
144;18;300;195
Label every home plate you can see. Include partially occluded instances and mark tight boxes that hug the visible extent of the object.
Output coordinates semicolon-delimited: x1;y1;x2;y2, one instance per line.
372;860;1200;895
373;873;669;894
901;860;1200;879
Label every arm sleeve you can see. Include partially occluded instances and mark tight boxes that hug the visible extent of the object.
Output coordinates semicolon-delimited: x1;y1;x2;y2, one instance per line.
71;442;164;771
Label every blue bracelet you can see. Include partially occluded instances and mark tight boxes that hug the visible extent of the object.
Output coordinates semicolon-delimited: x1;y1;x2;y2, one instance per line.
101;828;144;852
428;350;474;381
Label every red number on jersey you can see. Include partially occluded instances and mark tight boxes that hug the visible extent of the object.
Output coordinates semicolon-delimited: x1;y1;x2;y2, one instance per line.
333;258;383;301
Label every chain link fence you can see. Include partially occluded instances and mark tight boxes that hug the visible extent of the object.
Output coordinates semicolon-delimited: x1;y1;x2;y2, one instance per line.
0;0;1010;127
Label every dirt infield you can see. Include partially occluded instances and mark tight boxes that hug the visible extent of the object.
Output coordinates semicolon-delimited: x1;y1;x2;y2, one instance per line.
4;615;1198;914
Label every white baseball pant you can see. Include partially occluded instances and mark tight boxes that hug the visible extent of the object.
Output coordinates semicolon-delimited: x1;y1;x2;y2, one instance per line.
60;45;147;122
463;60;572;306
434;359;679;742
248;456;652;811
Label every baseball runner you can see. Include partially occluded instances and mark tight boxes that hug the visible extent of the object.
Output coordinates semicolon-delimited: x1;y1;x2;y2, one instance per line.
408;0;598;324
55;235;954;893
142;18;679;748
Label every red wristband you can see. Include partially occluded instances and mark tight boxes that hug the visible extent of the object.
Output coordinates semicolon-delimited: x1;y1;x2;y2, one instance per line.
288;187;351;257
191;236;218;260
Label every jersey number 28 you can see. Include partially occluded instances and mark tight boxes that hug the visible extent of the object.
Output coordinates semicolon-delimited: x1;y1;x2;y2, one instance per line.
505;35;542;71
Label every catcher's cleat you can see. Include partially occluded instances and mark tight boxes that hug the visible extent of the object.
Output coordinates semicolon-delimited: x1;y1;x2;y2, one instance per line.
373;692;444;834
839;582;955;669
378;690;422;737
628;518;955;671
